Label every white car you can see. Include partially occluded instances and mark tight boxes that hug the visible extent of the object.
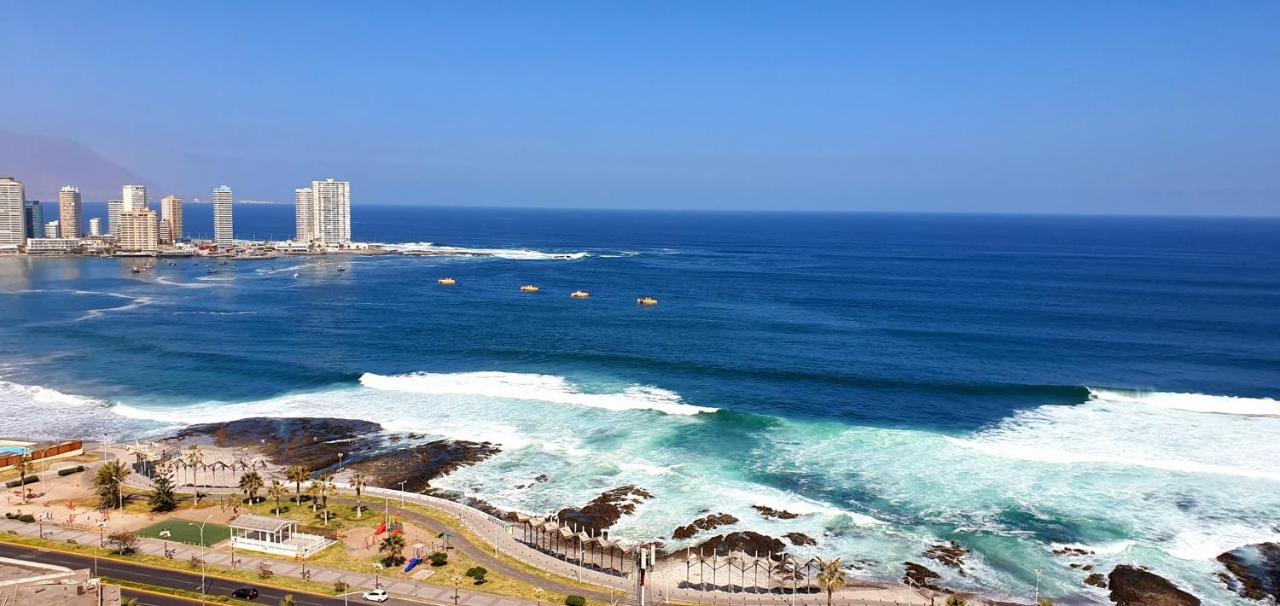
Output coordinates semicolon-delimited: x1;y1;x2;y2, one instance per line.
363;589;389;602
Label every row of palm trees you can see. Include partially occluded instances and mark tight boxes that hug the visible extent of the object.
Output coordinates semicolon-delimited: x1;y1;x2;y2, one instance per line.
230;464;371;527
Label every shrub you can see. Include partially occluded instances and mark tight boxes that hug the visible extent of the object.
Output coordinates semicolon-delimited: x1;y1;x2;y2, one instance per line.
429;551;448;566
58;466;85;476
4;476;38;488
334;581;350;593
4;513;36;523
106;530;139;555
465;566;487;584
565;596;587;606
945;597;967;606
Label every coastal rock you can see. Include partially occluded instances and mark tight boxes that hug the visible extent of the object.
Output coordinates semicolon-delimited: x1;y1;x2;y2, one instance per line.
1085;573;1107;588
175;417;383;470
347;440;501;492
556;485;653;532
672;513;739;540
1053;546;1095;557
923;541;969;573
784;532;817;547
752;505;799;520
1216;542;1280;601
690;531;786;557
1107;565;1200;606
902;562;942;592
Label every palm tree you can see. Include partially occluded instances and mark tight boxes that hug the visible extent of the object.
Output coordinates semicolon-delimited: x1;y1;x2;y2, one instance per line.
286;465;309;505
239;471;264;504
816;558;847;606
267;480;288;517
317;473;336;525
15;454;32;504
379;532;407;567
93;460;131;509
306;481;321;512
184;445;204;504
351;471;367;518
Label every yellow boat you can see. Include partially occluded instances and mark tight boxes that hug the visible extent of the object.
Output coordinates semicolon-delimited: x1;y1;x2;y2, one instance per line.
636;297;659;306
520;284;540;293
438;278;456;286
570;290;590;299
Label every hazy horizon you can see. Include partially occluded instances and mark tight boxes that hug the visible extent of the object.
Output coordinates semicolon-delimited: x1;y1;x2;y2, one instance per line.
2;2;1277;216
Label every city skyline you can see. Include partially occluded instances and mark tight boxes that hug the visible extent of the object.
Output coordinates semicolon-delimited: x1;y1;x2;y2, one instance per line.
2;3;1277;216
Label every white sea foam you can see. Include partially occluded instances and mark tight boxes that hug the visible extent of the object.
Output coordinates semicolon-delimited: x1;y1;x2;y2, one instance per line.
153;276;222;289
377;242;590;260
359;371;717;415
1088;387;1280;417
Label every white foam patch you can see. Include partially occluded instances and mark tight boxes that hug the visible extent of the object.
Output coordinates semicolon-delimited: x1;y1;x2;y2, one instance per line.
375;242;590;260
1089;388;1280;417
153;276;223;289
359;371;717;415
0;379;136;440
1166;526;1280;561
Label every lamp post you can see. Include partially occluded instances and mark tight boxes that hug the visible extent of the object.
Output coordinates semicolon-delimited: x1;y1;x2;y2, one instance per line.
188;514;213;605
397;480;407;507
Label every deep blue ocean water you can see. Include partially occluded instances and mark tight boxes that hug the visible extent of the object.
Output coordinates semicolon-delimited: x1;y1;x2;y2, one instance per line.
2;206;1278;603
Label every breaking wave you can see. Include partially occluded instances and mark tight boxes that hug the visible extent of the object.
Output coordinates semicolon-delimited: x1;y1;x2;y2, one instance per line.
376;242;590;260
359;371;717;415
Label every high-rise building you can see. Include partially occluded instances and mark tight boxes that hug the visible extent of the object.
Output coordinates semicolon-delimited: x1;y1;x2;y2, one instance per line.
88;218;101;237
117;209;158;253
45;220;60;239
122;185;147;212
160;195;183;242
213;186;233;249
0;177;26;249
107;199;123;236
23;201;44;239
58;186;82;238
311;179;351;247
294;187;314;244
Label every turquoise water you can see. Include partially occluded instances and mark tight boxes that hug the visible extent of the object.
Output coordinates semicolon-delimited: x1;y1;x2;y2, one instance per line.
0;447;29;455
1;207;1278;604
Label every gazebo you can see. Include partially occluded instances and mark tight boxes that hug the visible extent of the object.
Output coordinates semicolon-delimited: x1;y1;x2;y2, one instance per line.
229;514;331;558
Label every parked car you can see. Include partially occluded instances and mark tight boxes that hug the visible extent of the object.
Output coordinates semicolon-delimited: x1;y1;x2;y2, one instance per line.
363;588;390;602
231;587;260;599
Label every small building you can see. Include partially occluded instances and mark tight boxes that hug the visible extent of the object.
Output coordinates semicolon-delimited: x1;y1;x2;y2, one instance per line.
0;556;120;605
229;514;331;558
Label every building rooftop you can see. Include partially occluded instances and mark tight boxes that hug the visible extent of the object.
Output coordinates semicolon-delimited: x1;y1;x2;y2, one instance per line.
230;514;294;533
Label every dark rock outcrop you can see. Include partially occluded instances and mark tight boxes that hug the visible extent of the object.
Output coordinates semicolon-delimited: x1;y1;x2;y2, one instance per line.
923;542;969;573
672;513;739;540
176;417;383;470
1085;573;1107;588
1216;542;1280;601
691;531;786;557
752;505;799;520
346;440;501;492
902;562;942;592
1108;565;1200;606
556;485;653;532
784;532;817;547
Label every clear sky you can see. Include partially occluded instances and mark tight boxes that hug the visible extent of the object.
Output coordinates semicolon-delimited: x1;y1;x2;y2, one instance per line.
2;1;1278;214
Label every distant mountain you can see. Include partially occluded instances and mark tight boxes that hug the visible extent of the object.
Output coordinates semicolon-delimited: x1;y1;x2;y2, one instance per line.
0;131;156;201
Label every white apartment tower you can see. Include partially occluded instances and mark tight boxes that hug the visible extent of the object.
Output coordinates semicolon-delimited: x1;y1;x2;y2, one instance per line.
107;199;123;236
45;220;60;239
88;218;101;237
311;179;351;247
0;177;26;249
117;209;158;254
294;187;314;244
122;185;147;212
213;186;233;248
59;186;82;238
160;195;183;243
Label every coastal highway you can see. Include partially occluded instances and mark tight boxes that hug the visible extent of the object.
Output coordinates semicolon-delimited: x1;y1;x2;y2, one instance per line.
0;542;427;606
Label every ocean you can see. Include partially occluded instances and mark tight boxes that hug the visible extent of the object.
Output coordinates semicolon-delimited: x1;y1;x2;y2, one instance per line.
2;205;1278;604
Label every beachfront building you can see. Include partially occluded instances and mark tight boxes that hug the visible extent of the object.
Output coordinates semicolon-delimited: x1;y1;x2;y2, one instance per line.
228;514;331;558
160;194;183;243
59;186;82;238
0;557;119;606
107;199;123;236
22;201;43;239
25;237;83;255
122;184;147;212
117;209;159;254
44;220;60;239
0;177;26;250
213;186;233;249
311;179;351;247
88;218;101;237
294;187;314;244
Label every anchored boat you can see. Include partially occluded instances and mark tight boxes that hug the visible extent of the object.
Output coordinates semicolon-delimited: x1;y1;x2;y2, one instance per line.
438;278;456;286
636;297;659;306
571;291;590;299
520;284;540;293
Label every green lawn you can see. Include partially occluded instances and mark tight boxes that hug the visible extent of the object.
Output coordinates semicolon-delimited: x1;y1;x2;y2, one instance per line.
135;520;231;547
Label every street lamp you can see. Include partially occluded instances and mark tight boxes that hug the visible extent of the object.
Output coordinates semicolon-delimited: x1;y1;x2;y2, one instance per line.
188;514;214;604
397;480;407;507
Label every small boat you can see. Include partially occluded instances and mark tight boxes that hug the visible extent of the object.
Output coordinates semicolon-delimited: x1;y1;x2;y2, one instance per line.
143;262;153;269
636;297;659;306
292;273;299;278
570;291;590;299
336;265;346;272
438;278;456;286
130;266;141;274
520;284;540;293
207;268;218;274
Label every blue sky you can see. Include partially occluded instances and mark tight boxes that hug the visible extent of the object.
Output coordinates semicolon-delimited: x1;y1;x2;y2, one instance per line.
2;1;1278;214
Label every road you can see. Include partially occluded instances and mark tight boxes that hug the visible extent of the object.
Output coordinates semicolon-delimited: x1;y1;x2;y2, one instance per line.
0;542;426;606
